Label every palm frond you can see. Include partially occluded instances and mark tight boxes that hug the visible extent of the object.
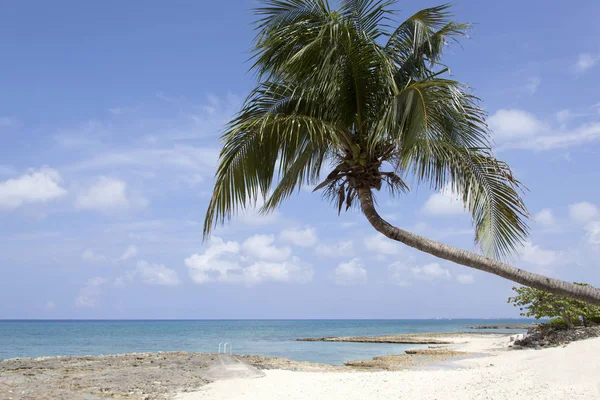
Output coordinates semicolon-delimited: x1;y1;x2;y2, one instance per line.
401;141;529;260
203;84;343;235
386;4;453;53
340;0;396;39
372;77;490;155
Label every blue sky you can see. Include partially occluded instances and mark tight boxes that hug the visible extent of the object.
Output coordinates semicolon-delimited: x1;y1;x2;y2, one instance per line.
1;0;599;319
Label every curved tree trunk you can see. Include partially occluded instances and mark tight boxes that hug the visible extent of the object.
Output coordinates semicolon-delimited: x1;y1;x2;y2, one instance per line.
358;188;600;306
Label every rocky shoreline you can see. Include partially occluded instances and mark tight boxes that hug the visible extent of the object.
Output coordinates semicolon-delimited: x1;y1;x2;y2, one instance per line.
0;332;502;400
296;331;497;344
1;349;467;400
343;349;467;370
468;324;536;330
515;326;600;349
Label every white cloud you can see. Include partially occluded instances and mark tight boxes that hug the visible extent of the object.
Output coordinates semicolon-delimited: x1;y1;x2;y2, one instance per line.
456;274;475;284
535;209;556;226
75;277;107;308
185;237;241;284
490;108;600;151
242;234;291;262
45;301;56;310
334;258;367;286
75;177;147;212
519;241;559;267
136;260;180;286
585;221;600;245
0;167;67;210
279;227;318;247
422;185;465;216
364;234;402;256
514;123;600;150
242;258;313;285
524;77;541;95
81;249;108;264
489;109;546;139
575;52;599;73
185;236;312;285
316;240;354;258
411;263;451;281
120;245;138;261
569;202;599;224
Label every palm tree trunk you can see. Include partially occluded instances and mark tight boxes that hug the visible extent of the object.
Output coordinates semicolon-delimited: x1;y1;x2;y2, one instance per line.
358;188;600;306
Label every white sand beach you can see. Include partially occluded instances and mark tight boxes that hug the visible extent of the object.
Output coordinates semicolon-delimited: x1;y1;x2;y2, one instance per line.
176;335;600;400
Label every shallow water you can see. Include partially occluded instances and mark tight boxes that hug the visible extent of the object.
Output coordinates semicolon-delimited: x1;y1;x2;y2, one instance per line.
0;319;530;365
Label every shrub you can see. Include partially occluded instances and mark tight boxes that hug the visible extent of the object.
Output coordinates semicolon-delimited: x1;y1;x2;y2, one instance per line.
508;283;600;329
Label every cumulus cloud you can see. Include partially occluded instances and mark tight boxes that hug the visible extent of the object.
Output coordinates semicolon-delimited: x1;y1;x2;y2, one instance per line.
411;263;451;281
519;241;559;267
0;167;67;210
75;277;107;308
569;202;599;224
120;245;138;261
388;261;451;284
585;221;600;246
489;109;546;140
242;234;291;262
136;260;180;286
335;258;367;286
185;236;313;285
534;209;556;226
422;185;465;216
456;274;475;284
575;52;599;73
316;240;354;258
75;177;147;212
364;234;402;256
279;227;318;247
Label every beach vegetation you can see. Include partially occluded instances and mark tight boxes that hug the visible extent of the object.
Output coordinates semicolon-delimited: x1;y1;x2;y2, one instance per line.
508;284;600;329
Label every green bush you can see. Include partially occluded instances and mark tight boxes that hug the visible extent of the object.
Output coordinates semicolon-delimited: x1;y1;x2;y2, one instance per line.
508;283;600;330
544;317;581;331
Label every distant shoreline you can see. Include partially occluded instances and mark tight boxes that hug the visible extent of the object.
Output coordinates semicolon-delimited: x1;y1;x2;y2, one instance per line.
0;318;538;322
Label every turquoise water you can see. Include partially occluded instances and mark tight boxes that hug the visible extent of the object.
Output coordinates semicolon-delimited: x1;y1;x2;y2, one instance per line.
0;319;531;365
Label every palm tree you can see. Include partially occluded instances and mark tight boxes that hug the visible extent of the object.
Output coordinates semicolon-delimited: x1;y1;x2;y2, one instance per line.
203;0;600;305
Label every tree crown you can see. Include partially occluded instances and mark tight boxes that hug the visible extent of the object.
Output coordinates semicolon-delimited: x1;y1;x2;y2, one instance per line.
204;0;530;260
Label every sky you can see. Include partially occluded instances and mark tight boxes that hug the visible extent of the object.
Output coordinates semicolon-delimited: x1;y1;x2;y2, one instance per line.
1;0;599;319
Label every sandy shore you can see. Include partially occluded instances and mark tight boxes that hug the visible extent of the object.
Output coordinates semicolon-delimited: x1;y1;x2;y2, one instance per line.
3;333;598;399
176;335;600;400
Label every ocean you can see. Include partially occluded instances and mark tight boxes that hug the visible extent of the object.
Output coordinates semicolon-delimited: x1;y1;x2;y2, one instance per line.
0;319;531;365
